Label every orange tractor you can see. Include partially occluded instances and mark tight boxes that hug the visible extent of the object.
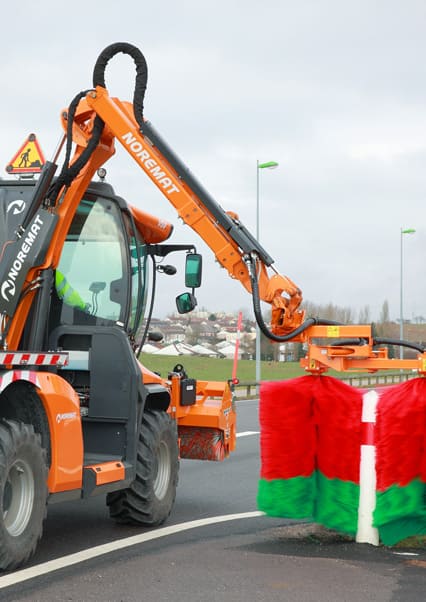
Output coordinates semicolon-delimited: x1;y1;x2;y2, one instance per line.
0;42;424;570
0;44;239;570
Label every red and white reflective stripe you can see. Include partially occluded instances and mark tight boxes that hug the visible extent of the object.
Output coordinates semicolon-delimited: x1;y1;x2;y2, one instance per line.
356;389;379;546
0;352;68;367
0;370;38;393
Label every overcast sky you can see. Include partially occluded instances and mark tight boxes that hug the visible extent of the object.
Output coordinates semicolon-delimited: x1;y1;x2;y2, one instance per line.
1;1;425;322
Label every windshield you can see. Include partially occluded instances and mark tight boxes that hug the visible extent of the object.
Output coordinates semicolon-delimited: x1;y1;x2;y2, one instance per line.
57;195;148;331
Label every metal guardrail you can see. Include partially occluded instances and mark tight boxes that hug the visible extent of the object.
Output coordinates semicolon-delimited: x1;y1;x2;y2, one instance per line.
340;371;417;388
233;382;258;398
233;372;418;398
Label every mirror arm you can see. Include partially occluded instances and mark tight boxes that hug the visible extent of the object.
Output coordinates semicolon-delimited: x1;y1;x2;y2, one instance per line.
148;243;197;258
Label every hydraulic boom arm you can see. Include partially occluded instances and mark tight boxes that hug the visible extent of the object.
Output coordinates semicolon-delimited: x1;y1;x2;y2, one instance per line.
81;43;306;338
8;42;423;374
84;89;305;335
82;43;426;374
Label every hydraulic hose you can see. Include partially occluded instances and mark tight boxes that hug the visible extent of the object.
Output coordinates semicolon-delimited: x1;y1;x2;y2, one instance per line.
373;337;425;354
48;89;104;204
247;254;340;343
247;255;426;354
92;42;148;129
331;337;425;354
330;338;367;347
49;43;148;205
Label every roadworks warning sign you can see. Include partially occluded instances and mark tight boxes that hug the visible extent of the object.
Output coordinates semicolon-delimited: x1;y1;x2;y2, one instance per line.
6;134;46;174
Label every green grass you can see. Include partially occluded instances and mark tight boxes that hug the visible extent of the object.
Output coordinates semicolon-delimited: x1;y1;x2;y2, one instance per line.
140;353;414;385
140;353;307;382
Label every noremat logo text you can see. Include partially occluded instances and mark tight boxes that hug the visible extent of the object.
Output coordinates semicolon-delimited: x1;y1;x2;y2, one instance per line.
121;132;180;195
0;214;44;302
56;411;77;423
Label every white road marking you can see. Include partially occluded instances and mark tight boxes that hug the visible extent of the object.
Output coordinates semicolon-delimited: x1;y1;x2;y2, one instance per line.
0;511;265;589
236;431;260;438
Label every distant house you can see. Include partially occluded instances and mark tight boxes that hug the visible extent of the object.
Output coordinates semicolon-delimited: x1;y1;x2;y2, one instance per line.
215;341;240;359
153;342;194;356
190;344;222;357
147;310;256;357
148;319;186;344
141;343;160;354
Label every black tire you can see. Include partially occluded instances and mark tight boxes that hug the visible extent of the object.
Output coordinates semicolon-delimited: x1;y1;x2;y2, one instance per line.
107;410;179;526
0;420;48;570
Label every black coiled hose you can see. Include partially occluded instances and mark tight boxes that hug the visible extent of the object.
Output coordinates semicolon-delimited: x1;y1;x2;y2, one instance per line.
47;89;104;204
247;254;340;342
48;42;148;205
92;42;148;129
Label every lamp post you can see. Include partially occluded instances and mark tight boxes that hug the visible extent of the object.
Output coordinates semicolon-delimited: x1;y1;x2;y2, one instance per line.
399;227;416;359
256;160;279;391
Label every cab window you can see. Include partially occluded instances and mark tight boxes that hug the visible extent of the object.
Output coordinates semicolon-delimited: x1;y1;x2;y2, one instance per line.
57;196;128;324
123;213;148;334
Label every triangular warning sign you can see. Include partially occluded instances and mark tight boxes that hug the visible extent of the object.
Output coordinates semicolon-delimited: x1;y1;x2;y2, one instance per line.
6;133;46;174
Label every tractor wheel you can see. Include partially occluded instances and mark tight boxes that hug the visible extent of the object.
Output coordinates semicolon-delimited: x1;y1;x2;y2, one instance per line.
107;410;179;526
0;420;48;570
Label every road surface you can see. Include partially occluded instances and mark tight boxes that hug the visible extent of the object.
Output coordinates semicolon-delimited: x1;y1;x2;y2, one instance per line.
0;398;425;601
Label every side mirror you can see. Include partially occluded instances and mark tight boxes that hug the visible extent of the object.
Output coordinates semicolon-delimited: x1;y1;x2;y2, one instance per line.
185;253;202;288
176;292;198;314
148;331;164;342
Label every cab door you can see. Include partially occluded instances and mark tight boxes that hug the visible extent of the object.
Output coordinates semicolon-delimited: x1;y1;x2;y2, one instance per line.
49;191;146;465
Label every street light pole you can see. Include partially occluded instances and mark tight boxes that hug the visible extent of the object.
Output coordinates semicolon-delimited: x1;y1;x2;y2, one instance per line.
255;160;279;391
399;227;416;359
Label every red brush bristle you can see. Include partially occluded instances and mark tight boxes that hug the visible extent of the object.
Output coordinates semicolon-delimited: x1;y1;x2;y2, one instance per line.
375;378;426;490
179;427;225;461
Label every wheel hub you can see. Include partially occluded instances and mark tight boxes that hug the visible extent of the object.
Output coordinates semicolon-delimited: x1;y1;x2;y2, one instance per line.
2;459;35;537
153;440;171;500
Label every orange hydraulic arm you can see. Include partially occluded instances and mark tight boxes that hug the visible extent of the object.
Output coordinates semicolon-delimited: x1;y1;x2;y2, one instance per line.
69;41;304;339
80;88;305;337
2;42;303;348
80;43;425;374
7;42;424;374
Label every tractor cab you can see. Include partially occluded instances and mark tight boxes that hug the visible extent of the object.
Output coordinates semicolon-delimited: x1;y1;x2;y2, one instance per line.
0;175;204;474
0;176;202;354
49;181;148;339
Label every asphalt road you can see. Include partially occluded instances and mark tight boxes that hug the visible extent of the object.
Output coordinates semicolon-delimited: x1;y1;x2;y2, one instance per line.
0;398;425;601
